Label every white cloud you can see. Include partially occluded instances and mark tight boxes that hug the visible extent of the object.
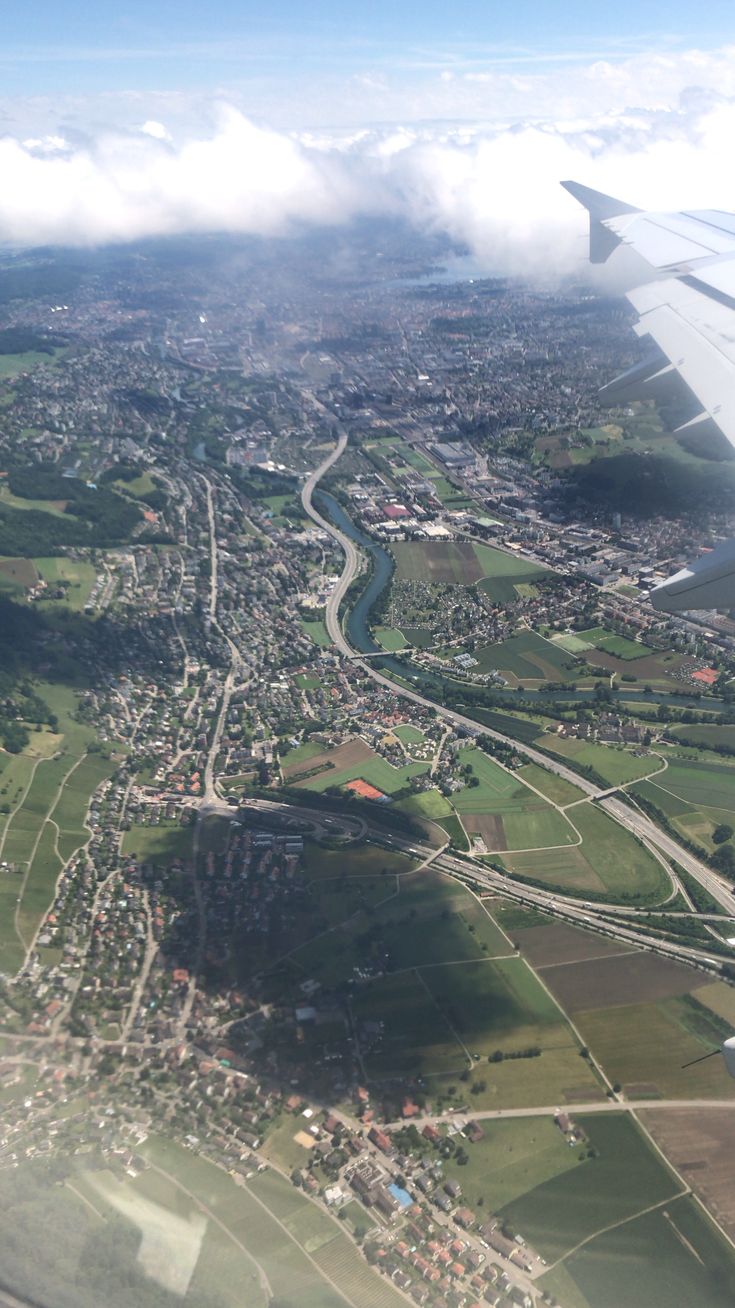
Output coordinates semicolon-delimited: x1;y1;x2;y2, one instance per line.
0;89;734;280
139;120;171;141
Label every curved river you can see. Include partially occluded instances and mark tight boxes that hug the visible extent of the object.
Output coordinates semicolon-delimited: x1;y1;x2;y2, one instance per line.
314;491;718;713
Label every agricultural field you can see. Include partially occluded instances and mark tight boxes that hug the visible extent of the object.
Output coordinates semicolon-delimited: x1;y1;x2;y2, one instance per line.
538;732;662;785
137;1136;387;1308
552;1195;735;1308
574;991;735;1099
451;747;577;850
391;540;488;584
471;630;578;683
389;540;548;604
0;683;117;972
502;1114;680;1263
640;1105;735;1245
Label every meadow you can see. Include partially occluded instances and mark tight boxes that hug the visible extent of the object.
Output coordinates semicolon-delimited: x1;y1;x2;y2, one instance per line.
504;801;670;903
538;733;662;785
451;747;577;850
559;1196;735;1308
501;1114;680;1262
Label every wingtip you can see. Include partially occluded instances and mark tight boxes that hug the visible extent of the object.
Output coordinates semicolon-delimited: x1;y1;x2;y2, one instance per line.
561;180;640;219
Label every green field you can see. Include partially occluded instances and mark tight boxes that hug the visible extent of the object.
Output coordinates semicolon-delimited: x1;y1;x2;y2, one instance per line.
294;673;321;689
0;349;62;378
440;1116;581;1212
451;747;577;849
295;751;429;795
392;723;425;744
577;625;650;660
33;556;97;610
669;723;735;751
352;969;467;1076
505;801;670;902
374;626;407;650
0;684;116;971
637;757;735;854
302;840;415;881
120;822;193;865
472;630;578;682
280;739;324;769
501;1114;680;1262
539;733;661;785
575;995;735;1099
299;617;331;647
557;1195;735;1308
518;762;586;806
291;868;510;989
395;787;453;819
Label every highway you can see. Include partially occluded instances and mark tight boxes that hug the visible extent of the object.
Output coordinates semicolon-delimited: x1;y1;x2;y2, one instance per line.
299;425;735;919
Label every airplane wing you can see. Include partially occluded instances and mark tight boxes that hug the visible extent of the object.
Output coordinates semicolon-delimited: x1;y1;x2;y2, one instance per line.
562;181;735;612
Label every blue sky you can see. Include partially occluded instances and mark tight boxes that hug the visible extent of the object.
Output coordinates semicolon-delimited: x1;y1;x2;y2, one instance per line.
3;0;735;98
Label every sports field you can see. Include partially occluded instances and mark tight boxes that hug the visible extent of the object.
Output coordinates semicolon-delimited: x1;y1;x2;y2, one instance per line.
373;625;407;650
576;625;650;660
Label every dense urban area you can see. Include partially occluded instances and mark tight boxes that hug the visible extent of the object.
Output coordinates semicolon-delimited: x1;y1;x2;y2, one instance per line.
0;223;734;1308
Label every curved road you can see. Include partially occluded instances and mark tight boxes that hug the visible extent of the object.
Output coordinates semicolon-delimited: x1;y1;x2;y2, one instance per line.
300;427;735;917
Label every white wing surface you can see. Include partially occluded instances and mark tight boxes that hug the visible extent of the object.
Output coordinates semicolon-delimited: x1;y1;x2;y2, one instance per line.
562;181;735;611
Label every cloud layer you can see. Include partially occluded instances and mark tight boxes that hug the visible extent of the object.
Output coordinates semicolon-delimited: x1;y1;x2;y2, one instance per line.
3;90;735;277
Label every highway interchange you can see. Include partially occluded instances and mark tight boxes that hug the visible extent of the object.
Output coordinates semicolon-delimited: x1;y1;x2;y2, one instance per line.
295;422;735;980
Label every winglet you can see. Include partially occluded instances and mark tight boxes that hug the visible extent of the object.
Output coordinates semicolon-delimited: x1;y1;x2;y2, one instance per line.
562;180;641;263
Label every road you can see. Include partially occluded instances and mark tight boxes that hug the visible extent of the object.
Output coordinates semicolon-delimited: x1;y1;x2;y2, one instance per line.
383;1098;735;1129
299;425;735;917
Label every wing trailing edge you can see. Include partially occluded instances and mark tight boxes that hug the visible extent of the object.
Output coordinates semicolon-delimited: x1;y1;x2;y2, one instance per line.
563;179;735;611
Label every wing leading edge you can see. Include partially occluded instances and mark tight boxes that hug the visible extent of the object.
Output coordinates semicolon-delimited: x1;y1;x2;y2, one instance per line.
562;181;735;612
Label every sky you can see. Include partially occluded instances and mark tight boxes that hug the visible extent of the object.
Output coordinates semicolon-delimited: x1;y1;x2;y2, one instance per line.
3;2;735;265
